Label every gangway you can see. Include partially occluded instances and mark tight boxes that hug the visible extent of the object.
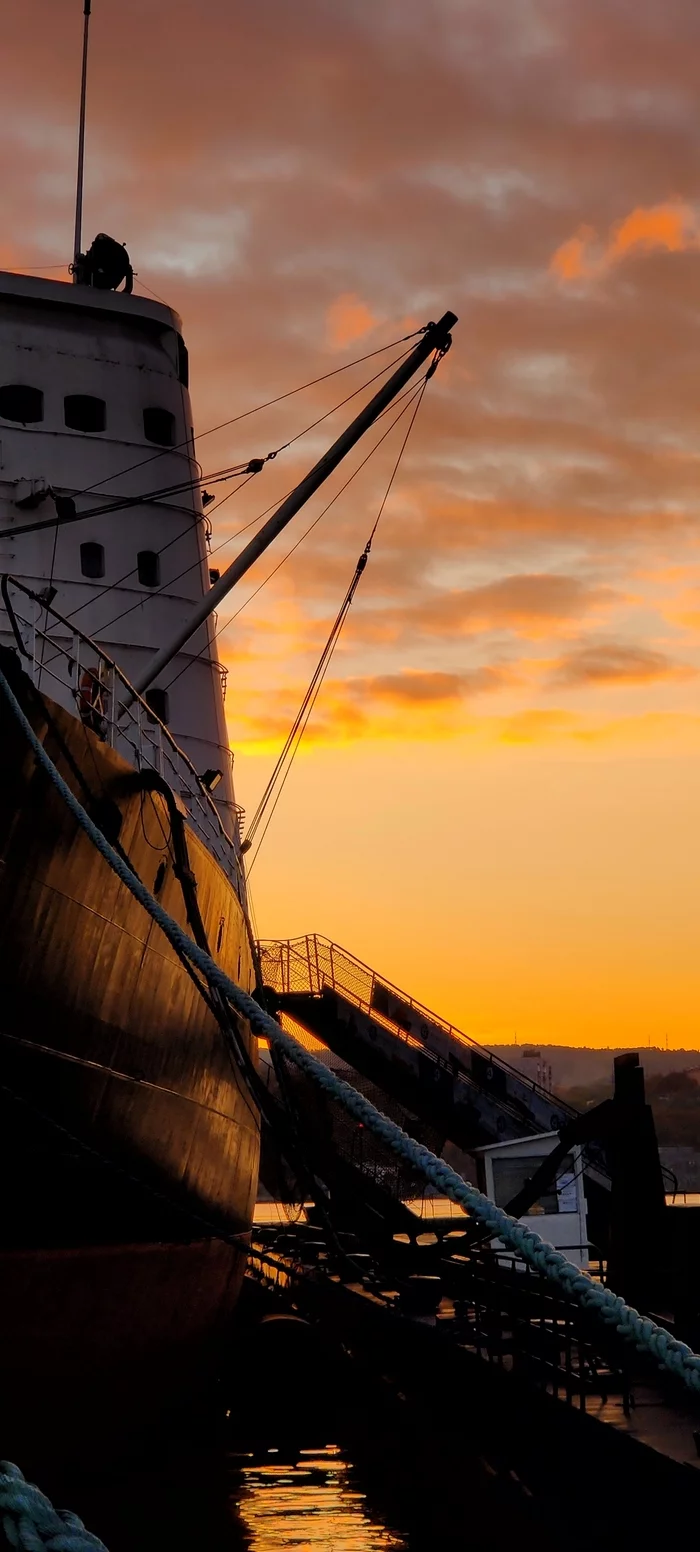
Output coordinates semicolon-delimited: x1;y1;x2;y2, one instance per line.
258;936;589;1157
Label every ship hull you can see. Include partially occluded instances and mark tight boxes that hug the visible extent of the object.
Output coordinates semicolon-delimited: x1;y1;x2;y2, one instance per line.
0;1238;247;1460
0;655;259;1447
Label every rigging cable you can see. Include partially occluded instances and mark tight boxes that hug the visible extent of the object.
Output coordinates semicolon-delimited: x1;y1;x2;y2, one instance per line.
159;373;431;698
40;375;431;689
57;471;267;631
33;476;300;685
64;472;263;637
0;457;262;543
244;377;430;871
73;372;429;646
73;328;428;497
132;275;169;305
0;339;420;547
36;513;60;694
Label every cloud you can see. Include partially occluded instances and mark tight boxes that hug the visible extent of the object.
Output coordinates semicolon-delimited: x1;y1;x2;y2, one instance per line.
385;574;619;641
229;685;700;754
326;293;379;348
551;200;700;282
346;667;514;704
228;663;515;750
498;709;576;744
5;0;700;763
549;642;695;688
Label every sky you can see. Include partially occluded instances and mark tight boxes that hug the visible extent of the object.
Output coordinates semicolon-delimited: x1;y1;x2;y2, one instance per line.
6;0;700;1047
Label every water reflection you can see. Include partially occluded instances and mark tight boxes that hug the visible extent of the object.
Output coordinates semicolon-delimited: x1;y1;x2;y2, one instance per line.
233;1446;405;1550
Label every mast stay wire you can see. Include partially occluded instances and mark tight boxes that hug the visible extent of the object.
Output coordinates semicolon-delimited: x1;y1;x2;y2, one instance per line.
73;331;426;499
0;340;419;548
52;470;270;635
162;374;429;694
244;378;430;871
161;372;431;695
0;457;258;544
47;373;430;655
34;471;269;680
159;374;431;700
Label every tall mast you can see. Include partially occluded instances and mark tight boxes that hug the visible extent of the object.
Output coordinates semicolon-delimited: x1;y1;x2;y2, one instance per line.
72;0;92;279
130;311;457;699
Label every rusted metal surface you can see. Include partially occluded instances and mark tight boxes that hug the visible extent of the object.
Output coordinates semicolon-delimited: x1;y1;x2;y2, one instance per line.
0;1237;248;1458
0;670;260;1243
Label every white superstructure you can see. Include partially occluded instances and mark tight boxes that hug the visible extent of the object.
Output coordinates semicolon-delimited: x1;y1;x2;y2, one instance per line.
0;267;239;835
476;1132;589;1267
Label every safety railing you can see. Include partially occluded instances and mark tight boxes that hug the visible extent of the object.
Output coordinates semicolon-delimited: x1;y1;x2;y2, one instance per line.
247;1220;630;1417
257;934;577;1120
1;574;245;894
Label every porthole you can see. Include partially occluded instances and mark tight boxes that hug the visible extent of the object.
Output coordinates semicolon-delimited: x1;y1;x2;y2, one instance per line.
80;541;105;579
176;334;189;387
143;407;175;447
64;394;106;433
145;687;169;725
0;385;43;424
137;550;160;587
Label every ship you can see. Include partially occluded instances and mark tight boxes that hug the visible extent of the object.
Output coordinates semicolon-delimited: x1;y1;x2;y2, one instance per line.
0;244;262;1447
0;4;457;1456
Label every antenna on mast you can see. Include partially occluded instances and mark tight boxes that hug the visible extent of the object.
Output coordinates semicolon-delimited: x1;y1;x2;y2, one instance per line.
72;0;92;281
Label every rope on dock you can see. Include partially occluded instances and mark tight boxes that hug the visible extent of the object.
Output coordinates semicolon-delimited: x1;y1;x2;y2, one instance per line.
0;1461;108;1551
3;660;700;1397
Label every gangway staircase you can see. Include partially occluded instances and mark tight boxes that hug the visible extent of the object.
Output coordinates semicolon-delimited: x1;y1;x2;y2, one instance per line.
257;936;607;1193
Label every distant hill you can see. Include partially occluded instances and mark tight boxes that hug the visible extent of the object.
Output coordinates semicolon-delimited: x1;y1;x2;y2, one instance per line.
490;1045;700;1091
490;1046;700;1176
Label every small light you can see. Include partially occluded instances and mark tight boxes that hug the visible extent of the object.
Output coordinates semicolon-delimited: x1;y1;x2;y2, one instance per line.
202;490;215;506
201;767;223;792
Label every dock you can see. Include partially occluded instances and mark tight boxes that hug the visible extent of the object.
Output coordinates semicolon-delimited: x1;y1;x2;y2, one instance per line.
242;1209;700;1548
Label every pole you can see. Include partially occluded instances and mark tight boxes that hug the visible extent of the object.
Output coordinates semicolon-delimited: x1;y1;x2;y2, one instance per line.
72;0;92;279
130;311;457;699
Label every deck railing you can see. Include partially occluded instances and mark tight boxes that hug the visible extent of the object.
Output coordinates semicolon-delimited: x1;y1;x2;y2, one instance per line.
257;933;576;1118
1;573;244;893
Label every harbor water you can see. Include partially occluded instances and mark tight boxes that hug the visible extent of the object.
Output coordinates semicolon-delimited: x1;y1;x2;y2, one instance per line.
45;1440;410;1551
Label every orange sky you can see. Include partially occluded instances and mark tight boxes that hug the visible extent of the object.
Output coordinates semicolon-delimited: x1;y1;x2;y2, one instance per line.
7;0;700;1046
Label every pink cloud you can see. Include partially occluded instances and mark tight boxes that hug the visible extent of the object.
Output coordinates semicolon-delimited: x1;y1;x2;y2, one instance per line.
551;200;700;281
326;293;379;348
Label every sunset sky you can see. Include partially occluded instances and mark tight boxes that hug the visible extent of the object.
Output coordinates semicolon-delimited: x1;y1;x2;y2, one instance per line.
6;0;700;1047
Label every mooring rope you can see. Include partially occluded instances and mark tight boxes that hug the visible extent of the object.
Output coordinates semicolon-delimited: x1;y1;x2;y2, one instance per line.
0;1461;107;1551
2;661;700;1397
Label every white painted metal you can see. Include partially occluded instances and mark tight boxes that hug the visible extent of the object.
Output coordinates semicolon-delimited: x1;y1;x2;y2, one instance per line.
476;1132;589;1268
0;269;242;846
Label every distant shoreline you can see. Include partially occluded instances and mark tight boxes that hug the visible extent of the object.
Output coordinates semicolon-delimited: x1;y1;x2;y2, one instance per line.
489;1044;700;1053
485;1044;700;1087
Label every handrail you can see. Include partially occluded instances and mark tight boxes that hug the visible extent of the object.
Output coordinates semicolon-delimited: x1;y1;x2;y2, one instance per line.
1;572;244;886
258;934;577;1119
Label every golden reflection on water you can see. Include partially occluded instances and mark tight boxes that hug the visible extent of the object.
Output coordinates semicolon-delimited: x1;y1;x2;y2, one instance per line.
236;1445;405;1550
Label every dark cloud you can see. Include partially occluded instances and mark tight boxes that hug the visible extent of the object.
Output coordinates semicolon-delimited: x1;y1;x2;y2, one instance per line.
5;0;700;741
346;667;514;704
550;641;694;687
346;574;619;646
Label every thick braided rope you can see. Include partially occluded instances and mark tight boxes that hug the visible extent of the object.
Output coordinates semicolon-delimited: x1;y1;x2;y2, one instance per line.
3;666;700;1394
0;1462;107;1551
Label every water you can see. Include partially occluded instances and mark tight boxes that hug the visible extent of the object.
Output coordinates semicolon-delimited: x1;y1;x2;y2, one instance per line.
44;1429;412;1551
231;1446;405;1550
38;1436;408;1552
36;1304;416;1551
